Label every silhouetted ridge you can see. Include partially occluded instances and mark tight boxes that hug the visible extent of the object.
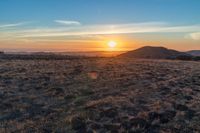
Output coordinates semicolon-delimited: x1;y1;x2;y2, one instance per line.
119;46;188;59
187;50;200;56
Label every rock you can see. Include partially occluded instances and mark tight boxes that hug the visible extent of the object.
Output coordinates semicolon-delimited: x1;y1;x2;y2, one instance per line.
47;87;64;96
147;124;160;133
122;106;138;116
174;104;188;111
159;110;176;124
122;120;133;130
80;89;94;96
148;110;176;124
0;91;5;99
54;87;64;95
0;110;22;121
184;96;193;100
130;118;150;129
98;128;108;133
64;94;76;103
27;104;52;118
42;123;53;133
1;102;13;110
71;65;83;75
128;128;144;133
137;99;147;104
86;128;94;133
184;109;196;120
71;116;86;130
104;123;121;130
35;86;43;90
76;128;87;133
148;112;160;122
100;108;118;118
43;76;50;81
64;94;76;100
90;122;102;129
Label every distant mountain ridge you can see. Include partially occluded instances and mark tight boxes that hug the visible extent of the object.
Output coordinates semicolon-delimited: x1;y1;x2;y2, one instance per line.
118;46;189;59
187;50;200;56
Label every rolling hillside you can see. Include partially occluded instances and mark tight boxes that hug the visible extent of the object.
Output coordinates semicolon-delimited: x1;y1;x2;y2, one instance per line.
119;46;188;59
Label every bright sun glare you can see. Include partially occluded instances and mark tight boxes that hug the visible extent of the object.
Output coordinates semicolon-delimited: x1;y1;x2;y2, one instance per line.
108;41;117;48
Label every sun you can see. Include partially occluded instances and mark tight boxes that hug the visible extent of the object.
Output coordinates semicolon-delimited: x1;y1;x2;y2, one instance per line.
107;41;117;48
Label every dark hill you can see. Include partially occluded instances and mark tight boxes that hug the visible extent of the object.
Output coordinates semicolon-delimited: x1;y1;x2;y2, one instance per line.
187;50;200;56
119;46;188;59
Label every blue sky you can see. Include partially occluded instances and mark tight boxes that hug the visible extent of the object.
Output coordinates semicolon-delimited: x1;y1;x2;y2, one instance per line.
1;0;200;24
0;0;199;51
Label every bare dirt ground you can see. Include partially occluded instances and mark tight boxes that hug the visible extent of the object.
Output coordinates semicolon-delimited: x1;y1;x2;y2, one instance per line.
0;58;200;133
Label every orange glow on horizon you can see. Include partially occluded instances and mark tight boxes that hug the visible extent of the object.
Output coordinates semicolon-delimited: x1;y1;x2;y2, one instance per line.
1;36;198;52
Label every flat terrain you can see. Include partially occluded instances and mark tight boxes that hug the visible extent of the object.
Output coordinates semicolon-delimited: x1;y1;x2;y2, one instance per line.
0;58;200;133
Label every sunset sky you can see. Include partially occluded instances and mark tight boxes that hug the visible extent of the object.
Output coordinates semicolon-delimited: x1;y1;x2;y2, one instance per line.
0;0;199;52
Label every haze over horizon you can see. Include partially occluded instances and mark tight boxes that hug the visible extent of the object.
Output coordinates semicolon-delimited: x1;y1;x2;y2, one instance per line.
0;0;199;52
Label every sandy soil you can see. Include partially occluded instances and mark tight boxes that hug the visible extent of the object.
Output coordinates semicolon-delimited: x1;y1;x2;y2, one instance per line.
0;58;200;133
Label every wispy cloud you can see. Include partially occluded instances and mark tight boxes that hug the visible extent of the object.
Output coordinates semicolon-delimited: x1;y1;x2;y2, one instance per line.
55;20;81;25
1;21;200;42
16;22;200;38
188;32;200;40
0;22;26;28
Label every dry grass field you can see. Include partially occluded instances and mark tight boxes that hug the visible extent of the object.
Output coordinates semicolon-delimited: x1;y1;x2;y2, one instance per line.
0;57;200;133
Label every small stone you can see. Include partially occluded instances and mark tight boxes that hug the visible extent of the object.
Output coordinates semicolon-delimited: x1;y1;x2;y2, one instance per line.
90;122;102;129
159;110;176;124
0;110;22;121
147;124;160;133
128;128;144;133
130;118;150;129
104;123;121;130
184;96;193;100
184;109;196;120
174;104;188;111
100;108;118;118
86;128;94;133
122;120;132;130
148;112;160;121
71;116;86;130
54;87;64;95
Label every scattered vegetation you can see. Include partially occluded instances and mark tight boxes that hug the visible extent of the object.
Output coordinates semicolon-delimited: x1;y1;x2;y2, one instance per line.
0;57;200;132
175;55;200;61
